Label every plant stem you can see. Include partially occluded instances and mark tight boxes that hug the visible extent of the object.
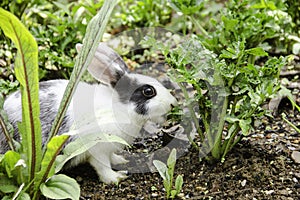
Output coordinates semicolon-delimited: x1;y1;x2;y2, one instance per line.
183;15;187;35
0;114;15;151
283;114;300;133
210;95;228;160
221;125;241;161
179;82;204;140
190;15;208;36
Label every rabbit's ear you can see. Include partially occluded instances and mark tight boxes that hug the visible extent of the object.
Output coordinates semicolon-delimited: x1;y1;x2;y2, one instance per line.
76;43;128;86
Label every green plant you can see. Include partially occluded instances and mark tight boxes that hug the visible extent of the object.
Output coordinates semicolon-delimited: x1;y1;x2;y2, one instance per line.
282;112;300;134
0;79;19;96
144;0;289;162
168;0;208;35
202;0;294;54
153;148;183;199
113;0;172;29
0;1;123;199
144;37;285;162
285;0;300;34
281;87;300;134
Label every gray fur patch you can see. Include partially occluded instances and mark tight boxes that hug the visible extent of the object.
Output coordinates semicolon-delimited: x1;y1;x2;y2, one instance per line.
0;81;72;153
114;74;139;103
114;75;156;115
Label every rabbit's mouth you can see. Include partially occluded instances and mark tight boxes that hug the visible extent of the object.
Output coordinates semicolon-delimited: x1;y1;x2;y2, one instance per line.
149;114;167;125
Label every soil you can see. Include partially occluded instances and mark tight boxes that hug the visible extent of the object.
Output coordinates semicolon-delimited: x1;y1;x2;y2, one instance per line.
66;63;300;200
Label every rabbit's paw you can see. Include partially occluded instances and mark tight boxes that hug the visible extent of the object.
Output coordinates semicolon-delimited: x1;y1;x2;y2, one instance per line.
100;170;128;184
111;153;129;165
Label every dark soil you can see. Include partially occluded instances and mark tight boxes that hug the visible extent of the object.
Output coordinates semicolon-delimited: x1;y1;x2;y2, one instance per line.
66;64;300;200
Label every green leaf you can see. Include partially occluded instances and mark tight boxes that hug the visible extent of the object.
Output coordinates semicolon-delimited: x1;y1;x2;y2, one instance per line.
221;16;239;31
166;148;176;185
225;123;238;140
153;160;167;180
220;48;237;59
14;192;30;200
55;132;128;173
35;135;70;191
245;47;268;56
249;89;262;105
2;151;21;178
239;118;252;136
170;189;177;198
0;8;42;180
167;148;177;170
225;116;240;123
0;175;18;193
1;196;12;200
175;175;183;193
40;174;80;200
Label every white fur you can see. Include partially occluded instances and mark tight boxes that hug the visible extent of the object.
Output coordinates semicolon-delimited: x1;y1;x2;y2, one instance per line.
2;43;177;184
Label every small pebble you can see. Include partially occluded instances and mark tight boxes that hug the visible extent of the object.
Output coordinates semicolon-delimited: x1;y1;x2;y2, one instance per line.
151;193;159;197
293;177;298;183
177;193;185;198
76;176;83;182
241;179;247;187
265;190;275;195
295;173;300;179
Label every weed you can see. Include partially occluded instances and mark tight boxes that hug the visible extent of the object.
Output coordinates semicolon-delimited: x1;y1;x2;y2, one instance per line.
153;148;183;199
144;0;290;162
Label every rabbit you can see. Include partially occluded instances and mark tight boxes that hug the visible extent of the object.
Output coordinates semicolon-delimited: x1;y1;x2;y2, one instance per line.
0;42;177;184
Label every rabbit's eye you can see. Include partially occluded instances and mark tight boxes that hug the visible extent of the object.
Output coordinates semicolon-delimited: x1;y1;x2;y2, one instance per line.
142;86;156;98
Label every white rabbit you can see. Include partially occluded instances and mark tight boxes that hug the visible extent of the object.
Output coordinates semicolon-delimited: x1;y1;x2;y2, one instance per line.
0;43;177;184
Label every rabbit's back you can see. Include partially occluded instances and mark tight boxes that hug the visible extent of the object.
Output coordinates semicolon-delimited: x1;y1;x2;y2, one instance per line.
0;80;71;153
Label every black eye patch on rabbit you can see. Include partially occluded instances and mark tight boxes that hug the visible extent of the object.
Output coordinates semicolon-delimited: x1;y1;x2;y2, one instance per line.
0;43;177;184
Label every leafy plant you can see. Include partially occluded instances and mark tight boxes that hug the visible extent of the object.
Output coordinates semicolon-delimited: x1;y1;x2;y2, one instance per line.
202;0;294;54
0;1;121;199
144;0;289;162
153;148;183;199
285;0;300;34
0;79;19;96
113;0;172;29
168;0;208;35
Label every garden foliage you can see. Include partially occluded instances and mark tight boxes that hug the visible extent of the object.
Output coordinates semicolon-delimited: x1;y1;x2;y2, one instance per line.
144;0;295;161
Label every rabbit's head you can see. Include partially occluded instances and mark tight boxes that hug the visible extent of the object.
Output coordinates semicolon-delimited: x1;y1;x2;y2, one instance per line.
76;43;177;124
